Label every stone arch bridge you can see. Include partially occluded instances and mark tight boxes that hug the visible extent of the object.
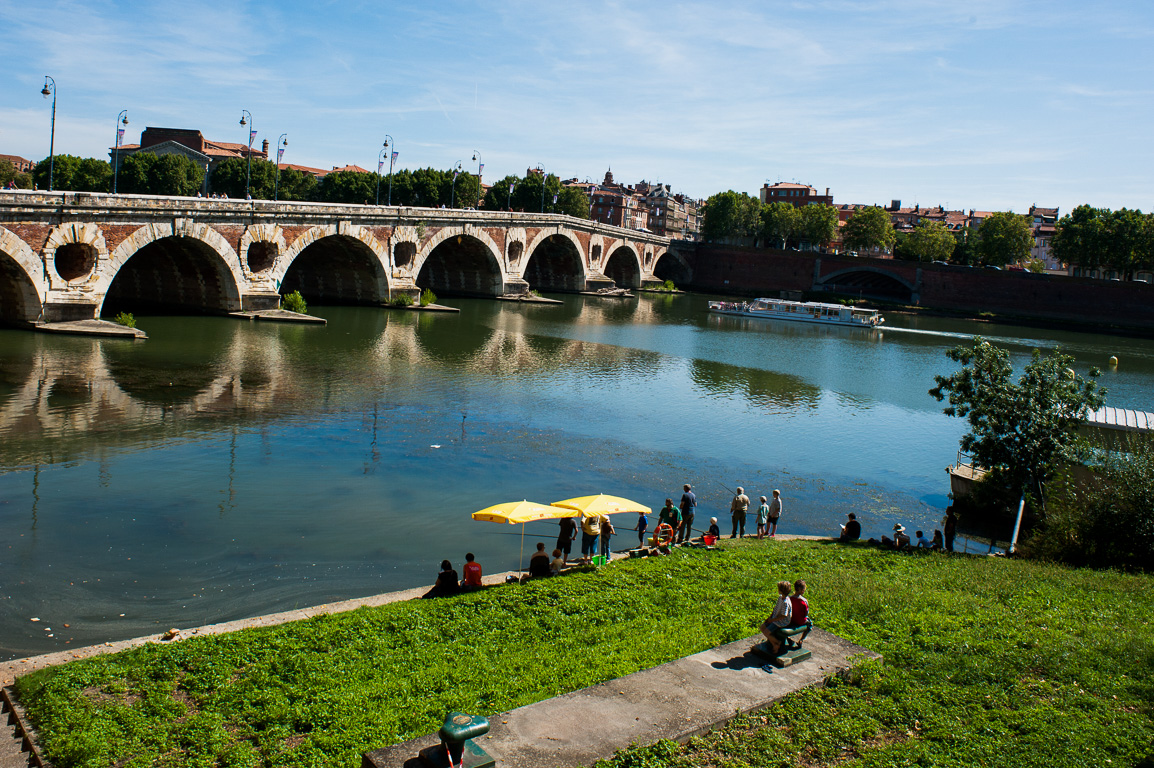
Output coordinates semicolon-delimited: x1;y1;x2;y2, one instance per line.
0;192;679;325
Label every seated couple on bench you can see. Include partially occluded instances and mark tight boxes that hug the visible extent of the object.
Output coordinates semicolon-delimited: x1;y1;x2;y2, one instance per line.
760;579;812;655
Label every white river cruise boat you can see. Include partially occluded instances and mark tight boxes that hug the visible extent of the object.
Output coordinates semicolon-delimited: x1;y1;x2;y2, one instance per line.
708;297;884;328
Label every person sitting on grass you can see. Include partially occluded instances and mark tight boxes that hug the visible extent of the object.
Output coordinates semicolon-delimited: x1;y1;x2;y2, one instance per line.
707;517;721;538
916;530;932;548
528;542;551;578
931;529;944;550
461;552;483;590
839;513;861;541
423;560;460;599
759;580;793;655
550;548;565;575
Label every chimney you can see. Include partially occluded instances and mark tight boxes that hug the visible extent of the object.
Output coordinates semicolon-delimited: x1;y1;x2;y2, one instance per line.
825;187;829;196
262;139;270;156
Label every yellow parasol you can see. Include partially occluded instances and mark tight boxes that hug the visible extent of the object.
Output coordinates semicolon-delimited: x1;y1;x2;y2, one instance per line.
550;494;652;517
472;500;580;575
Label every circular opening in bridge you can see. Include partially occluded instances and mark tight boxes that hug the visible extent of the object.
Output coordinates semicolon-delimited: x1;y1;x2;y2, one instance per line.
54;243;97;282
394;241;416;268
507;241;524;265
247;241;277;273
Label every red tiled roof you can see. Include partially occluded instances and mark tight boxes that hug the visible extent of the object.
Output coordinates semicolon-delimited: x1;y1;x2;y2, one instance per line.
330;164;371;174
278;162;329;177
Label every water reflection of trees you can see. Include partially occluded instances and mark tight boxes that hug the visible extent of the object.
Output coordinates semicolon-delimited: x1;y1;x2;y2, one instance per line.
690;358;821;413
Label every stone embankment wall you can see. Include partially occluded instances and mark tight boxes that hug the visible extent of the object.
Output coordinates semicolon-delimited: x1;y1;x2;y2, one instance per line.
685;243;1154;331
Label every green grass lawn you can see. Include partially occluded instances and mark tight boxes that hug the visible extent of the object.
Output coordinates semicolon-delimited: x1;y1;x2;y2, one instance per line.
14;541;1154;768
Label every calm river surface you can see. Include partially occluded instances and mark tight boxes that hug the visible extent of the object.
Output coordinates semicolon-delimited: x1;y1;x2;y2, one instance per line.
3;294;1153;659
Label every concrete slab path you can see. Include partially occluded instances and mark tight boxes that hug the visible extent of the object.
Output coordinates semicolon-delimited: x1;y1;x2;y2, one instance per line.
363;628;878;768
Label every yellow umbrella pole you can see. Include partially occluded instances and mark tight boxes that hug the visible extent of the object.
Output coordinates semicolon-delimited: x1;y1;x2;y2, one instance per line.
519;523;526;578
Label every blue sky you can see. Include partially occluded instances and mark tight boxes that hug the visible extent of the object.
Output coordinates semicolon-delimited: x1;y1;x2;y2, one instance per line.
2;1;1151;213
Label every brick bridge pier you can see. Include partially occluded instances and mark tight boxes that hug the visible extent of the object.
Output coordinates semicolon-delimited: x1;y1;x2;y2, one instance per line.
0;192;683;325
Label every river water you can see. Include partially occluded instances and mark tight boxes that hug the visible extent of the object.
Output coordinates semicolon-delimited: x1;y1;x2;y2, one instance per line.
2;294;1152;660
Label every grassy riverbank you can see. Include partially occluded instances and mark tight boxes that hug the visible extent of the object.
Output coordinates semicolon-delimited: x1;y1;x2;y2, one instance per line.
14;541;1154;767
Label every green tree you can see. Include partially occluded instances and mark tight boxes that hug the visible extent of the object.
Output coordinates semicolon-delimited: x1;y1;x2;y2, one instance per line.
952;226;980;265
759;201;798;249
311;170;377;205
1104;208;1148;279
929;338;1105;503
976;211;1033;267
841;206;896;254
32;154;112;192
903;220;956;262
210;157;277;199
117;153;205;196
701;190;759;241
1052;204;1108;273
0;158;32;190
274;167;318;202
482;174;520;211
797;204;839;250
555;184;590;218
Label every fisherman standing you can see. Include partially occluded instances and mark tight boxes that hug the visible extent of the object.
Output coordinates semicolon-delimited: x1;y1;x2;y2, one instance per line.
678;484;697;544
730;486;750;538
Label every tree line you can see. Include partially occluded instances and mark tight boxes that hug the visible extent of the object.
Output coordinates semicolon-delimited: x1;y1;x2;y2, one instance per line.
1051;205;1154;279
702;190;1041;269
2;154;589;217
700;191;839;249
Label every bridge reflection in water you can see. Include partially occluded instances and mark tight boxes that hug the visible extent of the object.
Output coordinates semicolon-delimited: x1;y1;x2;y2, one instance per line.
7;293;1154;659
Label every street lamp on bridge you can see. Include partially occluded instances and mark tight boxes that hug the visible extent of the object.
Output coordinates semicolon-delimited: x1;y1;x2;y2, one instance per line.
450;161;463;209
112;110;129;194
40;76;56;192
471;150;482;207
384;135;395;206
273;134;287;201
239;110;253;199
376;142;388;205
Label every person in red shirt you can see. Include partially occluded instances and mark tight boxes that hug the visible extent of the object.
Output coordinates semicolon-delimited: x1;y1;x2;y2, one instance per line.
461;552;483;590
788;579;810;629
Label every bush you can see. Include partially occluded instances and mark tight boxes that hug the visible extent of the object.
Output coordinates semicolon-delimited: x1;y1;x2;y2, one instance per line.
389;293;413;307
1023;437;1154;571
419;288;437;307
113;312;136;329
280;291;307;314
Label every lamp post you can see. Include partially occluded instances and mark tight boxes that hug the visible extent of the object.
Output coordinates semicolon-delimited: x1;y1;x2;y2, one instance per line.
239;110;253;199
450;161;463;209
273;134;287;201
40;76;56;192
375;143;387;205
112;110;129;194
384;135;395;206
538;164;545;213
471;150;482;207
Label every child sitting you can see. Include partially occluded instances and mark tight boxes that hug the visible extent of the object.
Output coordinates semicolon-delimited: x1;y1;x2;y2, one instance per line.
707;517;721;538
915;530;932;548
759;581;793;654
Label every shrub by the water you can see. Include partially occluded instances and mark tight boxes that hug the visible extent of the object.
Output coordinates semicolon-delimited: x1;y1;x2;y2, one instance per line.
420;288;437;307
280;290;307;314
389;293;414;307
112;312;135;329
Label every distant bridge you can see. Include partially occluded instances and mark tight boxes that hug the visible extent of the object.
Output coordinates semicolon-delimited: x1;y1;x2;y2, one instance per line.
0;192;682;325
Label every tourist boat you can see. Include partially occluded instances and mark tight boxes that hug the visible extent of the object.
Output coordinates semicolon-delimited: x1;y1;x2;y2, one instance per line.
707;297;884;327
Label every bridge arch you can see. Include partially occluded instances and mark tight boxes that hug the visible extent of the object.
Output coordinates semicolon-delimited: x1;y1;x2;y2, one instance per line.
280;224;391;305
603;243;643;288
415;226;505;297
816;266;916;302
522;228;587;292
0;226;45;325
653;248;691;286
99;222;244;316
